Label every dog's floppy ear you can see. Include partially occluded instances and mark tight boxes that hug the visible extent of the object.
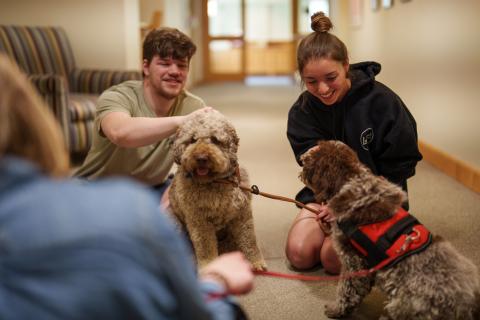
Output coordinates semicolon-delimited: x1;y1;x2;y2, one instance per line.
171;127;185;165
225;122;239;153
299;144;335;203
299;148;317;186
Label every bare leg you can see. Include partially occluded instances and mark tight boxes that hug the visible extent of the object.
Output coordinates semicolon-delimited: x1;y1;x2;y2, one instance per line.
285;203;341;273
285;203;325;269
160;185;170;211
321;236;341;274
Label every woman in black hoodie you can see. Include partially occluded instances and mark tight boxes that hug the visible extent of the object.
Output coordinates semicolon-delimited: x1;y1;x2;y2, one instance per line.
285;12;422;274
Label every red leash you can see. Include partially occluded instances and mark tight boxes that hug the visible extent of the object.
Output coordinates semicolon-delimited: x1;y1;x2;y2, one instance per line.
253;268;376;281
206;268;377;301
207;172;378;300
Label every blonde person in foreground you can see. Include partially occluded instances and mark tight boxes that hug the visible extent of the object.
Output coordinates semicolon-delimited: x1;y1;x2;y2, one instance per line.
74;27;213;207
0;54;253;320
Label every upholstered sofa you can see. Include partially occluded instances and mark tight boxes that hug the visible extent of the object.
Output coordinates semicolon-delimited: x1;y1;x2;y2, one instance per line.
0;25;142;159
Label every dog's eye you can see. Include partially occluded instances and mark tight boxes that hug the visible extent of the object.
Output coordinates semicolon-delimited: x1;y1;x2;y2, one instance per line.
211;136;222;145
190;137;197;143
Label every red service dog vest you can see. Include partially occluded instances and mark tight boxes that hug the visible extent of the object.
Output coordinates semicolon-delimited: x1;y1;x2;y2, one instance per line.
337;208;432;270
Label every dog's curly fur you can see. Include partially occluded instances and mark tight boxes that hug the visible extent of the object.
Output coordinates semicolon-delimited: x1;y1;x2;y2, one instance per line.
169;112;266;271
300;140;480;320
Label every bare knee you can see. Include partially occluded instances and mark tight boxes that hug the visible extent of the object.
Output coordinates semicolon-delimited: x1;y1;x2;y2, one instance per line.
285;238;320;269
320;237;341;274
286;206;325;270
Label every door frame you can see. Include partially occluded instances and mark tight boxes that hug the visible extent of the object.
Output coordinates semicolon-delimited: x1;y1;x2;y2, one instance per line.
201;0;301;82
201;0;246;82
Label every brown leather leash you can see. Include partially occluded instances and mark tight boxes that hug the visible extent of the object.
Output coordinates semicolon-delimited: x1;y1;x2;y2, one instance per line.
199;174;383;298
215;178;332;235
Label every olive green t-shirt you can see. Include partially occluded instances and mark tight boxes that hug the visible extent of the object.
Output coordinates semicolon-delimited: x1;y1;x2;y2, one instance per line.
74;80;205;186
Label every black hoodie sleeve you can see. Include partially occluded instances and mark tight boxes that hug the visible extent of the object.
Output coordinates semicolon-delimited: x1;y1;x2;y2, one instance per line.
371;91;423;184
287;93;331;166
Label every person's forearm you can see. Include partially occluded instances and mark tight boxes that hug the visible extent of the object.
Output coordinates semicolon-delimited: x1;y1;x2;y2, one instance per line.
106;116;184;148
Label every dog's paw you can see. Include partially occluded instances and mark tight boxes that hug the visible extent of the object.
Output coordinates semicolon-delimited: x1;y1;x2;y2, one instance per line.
251;259;267;271
324;302;346;319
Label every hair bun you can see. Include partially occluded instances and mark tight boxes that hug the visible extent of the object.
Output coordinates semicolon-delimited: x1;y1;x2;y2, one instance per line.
310;11;332;33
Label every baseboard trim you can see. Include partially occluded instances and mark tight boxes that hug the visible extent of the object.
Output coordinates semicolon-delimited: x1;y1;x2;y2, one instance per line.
418;140;480;194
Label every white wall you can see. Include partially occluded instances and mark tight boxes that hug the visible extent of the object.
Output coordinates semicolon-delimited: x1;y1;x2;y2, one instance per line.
340;0;480;168
139;0;201;85
139;0;164;25
0;0;141;70
123;0;142;70
162;0;191;32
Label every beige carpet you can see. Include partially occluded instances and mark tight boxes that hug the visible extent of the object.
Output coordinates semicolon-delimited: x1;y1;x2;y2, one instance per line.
190;82;480;320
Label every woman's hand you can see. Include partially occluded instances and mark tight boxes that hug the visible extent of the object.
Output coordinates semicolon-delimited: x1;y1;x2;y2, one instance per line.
316;204;336;224
199;252;254;295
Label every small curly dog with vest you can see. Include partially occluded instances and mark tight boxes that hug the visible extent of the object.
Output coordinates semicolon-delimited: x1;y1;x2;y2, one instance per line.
169;111;266;271
300;140;479;320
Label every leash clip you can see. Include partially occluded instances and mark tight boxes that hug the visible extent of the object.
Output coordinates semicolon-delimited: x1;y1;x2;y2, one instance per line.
250;185;260;195
396;228;421;253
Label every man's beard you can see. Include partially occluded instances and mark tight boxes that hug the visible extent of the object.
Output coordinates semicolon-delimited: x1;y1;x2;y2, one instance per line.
155;78;183;100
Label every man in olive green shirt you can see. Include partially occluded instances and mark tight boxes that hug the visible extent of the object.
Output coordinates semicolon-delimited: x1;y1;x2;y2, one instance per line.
75;28;211;200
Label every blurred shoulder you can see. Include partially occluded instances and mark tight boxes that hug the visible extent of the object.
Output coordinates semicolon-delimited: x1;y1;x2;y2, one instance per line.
174;90;206;115
182;90;206;107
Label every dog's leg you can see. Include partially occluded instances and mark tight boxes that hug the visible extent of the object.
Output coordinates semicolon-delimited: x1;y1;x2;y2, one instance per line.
325;255;373;318
227;214;267;271
184;216;219;269
381;297;416;320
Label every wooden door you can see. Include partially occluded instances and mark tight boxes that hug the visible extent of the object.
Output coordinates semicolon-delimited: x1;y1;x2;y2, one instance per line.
202;0;246;81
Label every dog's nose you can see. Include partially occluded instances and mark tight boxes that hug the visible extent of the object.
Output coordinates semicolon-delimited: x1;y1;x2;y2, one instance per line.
195;154;208;165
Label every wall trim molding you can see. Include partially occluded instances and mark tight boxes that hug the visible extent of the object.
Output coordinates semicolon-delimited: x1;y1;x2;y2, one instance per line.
419;140;480;194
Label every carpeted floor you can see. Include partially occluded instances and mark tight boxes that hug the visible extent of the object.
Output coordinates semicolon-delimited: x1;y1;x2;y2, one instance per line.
190;81;480;320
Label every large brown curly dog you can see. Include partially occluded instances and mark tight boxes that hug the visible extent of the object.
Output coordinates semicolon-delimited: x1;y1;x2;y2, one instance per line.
169;111;266;271
300;140;479;320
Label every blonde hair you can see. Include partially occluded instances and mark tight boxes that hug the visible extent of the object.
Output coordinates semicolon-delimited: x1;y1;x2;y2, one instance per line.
0;54;70;177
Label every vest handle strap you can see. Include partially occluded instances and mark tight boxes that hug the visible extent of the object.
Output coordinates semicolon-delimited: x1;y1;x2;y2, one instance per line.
377;214;419;251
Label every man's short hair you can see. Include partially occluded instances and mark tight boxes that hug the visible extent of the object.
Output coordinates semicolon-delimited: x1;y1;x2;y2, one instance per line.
143;27;196;63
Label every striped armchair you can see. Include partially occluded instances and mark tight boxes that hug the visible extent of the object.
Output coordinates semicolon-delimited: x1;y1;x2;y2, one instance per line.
0;25;142;158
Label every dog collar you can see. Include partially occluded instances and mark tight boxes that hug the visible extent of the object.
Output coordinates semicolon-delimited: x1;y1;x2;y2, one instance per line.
337;207;432;270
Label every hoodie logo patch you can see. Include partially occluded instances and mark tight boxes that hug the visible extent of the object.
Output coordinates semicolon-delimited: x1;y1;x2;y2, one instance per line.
360;128;374;150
